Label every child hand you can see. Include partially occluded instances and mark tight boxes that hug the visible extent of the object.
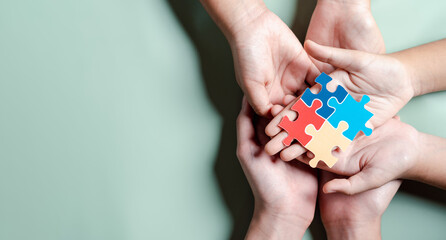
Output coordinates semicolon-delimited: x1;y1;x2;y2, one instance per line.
312;118;419;195
304;40;414;127
264;40;415;160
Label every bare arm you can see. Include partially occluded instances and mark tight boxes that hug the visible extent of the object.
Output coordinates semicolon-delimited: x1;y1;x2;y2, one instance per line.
199;0;266;41
408;132;446;189
392;39;446;96
246;207;308;240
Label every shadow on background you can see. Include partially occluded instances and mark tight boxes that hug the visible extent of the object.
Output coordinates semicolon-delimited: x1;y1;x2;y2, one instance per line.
401;181;446;205
166;0;445;239
166;1;250;239
165;0;324;239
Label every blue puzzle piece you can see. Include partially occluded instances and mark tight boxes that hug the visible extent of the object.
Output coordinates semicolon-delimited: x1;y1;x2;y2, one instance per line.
301;72;348;119
327;94;373;140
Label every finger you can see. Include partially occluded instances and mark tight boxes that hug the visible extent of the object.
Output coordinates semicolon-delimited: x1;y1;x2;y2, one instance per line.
244;81;274;116
304;40;368;72
306;56;322;86
271;105;284;117
294;152;315;168
264;132;289;156
236;98;256;158
280;143;306;161
283;94;296;105
265;99;299;137
308;54;335;77
322;168;392;195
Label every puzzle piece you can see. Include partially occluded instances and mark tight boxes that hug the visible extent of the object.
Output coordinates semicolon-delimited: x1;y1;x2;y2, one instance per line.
327;94;373;141
301;72;348;119
305;121;351;168
278;99;325;146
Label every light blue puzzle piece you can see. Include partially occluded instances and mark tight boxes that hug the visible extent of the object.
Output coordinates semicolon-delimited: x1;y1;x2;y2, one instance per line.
327;94;373;140
301;72;348;119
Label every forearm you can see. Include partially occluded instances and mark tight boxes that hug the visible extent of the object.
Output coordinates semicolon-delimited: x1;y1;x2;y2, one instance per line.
408;131;446;189
317;0;370;8
200;0;267;40
324;219;381;240
246;204;308;240
391;39;446;96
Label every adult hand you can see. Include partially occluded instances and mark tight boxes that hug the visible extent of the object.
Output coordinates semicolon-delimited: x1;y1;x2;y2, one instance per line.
230;8;319;116
306;0;385;73
236;98;318;239
319;171;401;240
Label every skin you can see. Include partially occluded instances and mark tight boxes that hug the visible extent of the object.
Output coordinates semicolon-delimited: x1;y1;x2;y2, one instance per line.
201;0;319;116
236;99;317;239
204;0;405;237
319;172;402;240
237;99;409;239
265;40;414;158
322;125;446;195
266;39;446;195
305;0;385;72
266;0;391;158
266;96;405;239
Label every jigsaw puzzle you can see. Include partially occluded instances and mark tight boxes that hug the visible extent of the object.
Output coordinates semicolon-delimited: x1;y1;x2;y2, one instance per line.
278;72;374;168
278;99;325;146
305;121;351;168
327;94;373;140
301;72;348;119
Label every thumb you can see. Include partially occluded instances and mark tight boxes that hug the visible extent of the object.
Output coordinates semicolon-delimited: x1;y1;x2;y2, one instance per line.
244;82;273;117
322;167;392;195
304;40;367;72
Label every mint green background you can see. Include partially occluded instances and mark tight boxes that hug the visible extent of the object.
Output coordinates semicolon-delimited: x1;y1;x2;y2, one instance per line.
0;0;445;239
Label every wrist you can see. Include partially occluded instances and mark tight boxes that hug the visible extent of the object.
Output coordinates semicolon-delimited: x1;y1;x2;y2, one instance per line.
390;50;427;97
203;0;268;42
316;0;371;10
385;53;418;100
324;218;381;240
246;203;310;240
405;131;428;182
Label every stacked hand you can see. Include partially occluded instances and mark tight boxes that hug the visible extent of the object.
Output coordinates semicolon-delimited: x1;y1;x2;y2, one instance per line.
201;0;446;238
264;40;414;162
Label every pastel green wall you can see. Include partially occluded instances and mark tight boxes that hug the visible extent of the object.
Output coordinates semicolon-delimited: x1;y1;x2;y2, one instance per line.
0;0;445;239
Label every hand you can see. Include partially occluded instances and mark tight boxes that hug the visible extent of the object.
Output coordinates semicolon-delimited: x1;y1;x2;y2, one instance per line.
306;0;385;72
230;9;319;116
266;109;420;195
264;41;414;159
314;118;418;195
319;171;401;240
236;98;318;239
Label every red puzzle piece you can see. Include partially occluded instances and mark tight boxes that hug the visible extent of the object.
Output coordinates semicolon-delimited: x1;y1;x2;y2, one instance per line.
278;99;325;146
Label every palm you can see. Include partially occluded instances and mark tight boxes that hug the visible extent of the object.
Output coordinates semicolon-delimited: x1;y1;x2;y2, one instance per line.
232;10;318;115
319;171;401;225
306;1;385;73
328;57;413;128
311;118;418;181
237;106;318;219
